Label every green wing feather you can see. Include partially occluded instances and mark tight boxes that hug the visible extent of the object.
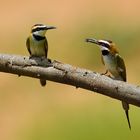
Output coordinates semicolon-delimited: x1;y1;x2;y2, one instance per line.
116;54;126;81
26;37;31;55
116;54;130;129
44;38;48;58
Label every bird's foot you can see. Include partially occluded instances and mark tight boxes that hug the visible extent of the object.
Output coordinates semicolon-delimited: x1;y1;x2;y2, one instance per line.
100;70;112;78
101;70;108;75
29;55;36;59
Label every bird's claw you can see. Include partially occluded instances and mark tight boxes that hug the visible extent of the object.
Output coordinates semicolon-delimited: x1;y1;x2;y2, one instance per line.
101;70;108;75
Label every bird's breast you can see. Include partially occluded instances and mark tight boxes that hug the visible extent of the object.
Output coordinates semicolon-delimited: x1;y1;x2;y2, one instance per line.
30;38;46;56
103;54;120;78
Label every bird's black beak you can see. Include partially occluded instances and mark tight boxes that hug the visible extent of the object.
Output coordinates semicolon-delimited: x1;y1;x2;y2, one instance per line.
85;38;99;45
46;26;56;30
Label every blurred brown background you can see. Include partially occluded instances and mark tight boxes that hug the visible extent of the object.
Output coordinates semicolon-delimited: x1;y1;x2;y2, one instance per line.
0;0;140;139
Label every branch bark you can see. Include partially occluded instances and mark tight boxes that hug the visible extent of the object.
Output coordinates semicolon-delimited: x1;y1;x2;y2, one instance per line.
0;54;140;107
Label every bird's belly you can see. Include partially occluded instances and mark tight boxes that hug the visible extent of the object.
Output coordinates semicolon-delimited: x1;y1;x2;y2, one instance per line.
103;55;120;78
30;42;46;57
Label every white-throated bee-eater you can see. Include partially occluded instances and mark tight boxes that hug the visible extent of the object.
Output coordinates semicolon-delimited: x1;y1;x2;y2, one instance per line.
26;24;56;86
86;38;131;130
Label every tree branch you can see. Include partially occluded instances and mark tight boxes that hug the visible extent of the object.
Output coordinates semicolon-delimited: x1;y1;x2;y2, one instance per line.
0;54;140;107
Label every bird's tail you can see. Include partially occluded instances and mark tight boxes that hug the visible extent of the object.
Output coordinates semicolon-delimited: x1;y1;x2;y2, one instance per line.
122;101;131;130
40;79;46;86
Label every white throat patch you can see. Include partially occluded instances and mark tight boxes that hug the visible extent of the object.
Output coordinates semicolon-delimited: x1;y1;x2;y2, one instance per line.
33;30;46;36
100;47;109;51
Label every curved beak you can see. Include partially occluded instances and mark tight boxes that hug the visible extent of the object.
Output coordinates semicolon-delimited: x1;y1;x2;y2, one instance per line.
85;38;99;45
46;26;56;30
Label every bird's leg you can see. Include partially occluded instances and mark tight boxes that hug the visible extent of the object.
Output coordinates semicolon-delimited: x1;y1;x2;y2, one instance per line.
29;55;36;59
40;57;53;67
101;69;109;75
47;58;52;63
101;69;112;78
46;58;53;67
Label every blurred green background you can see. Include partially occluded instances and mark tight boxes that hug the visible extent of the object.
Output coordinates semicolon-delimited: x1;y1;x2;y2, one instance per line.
0;0;140;139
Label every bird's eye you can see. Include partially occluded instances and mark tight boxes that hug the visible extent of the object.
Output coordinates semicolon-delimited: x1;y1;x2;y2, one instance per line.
100;42;110;48
32;27;45;33
32;28;39;32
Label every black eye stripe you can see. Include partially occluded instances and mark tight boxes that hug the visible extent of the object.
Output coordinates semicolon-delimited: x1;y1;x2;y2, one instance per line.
99;42;110;48
33;34;45;41
32;27;46;33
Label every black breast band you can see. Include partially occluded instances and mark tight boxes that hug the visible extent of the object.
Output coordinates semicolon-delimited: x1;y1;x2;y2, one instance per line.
33;34;45;41
102;50;109;55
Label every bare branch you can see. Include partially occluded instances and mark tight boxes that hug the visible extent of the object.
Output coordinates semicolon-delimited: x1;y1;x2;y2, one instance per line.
0;54;140;107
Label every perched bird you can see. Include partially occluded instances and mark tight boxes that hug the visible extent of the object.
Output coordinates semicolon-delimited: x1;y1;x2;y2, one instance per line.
26;24;56;86
86;38;131;129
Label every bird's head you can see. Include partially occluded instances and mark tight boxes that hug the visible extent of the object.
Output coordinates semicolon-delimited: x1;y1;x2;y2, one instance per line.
86;38;118;55
31;24;56;36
